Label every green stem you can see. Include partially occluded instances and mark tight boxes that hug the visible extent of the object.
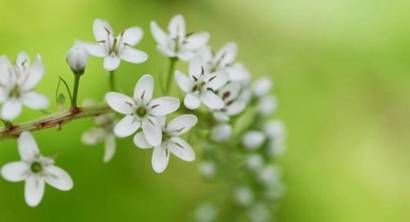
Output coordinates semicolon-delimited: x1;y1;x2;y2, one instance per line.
71;75;81;108
109;71;115;91
1;119;12;128
165;58;177;94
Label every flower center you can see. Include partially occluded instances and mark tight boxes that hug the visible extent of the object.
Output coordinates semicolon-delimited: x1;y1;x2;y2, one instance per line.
109;38;119;56
30;162;43;173
192;81;206;92
9;86;20;98
136;107;148;117
162;132;171;142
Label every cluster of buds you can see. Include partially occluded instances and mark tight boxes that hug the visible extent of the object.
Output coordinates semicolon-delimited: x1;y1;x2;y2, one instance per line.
0;14;284;222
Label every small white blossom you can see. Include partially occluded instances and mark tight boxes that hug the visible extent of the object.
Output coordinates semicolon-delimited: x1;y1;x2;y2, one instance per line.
150;14;209;61
234;186;254;206
212;82;246;122
257;95;277;116
247;203;271;222
246;154;264;171
84;19;148;71
242;131;266;150
210;123;232;142
194;202;218;222
105;74;180;147
82;113;117;163
264;121;286;156
134;114;197;173
258;165;280;185
66;41;89;75
252;77;272;98
1;131;73;207
199;161;216;179
175;59;228;110
0;53;48;120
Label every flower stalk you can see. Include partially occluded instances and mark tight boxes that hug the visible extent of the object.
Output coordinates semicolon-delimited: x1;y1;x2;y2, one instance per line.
165;57;177;93
71;74;81;107
109;71;115;91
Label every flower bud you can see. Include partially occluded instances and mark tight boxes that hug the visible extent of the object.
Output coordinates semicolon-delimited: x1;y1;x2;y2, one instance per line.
242;131;266;150
66;42;88;75
211;123;232;142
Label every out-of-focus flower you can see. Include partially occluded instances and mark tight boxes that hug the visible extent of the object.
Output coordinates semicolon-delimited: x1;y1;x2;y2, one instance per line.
258;165;280;185
175;59;227;110
1;132;73;207
246;154;264;171
212;82;246;122
264;120;286;156
150;14;209;61
83;19;148;71
242;131;266;150
247;203;271;222
211;123;232;142
199;161;216;179
257;95;277;116
134;114;197;173
194;202;218;222
234;186;254;206
0;53;48;120
82;112;117;163
105;74;180;146
66;41;89;75
252;77;273;98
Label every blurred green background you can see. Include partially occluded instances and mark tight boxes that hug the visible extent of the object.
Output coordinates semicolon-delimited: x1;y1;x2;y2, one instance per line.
0;0;409;221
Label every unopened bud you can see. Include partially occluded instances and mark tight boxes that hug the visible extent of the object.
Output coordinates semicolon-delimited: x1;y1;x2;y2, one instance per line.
66;42;88;75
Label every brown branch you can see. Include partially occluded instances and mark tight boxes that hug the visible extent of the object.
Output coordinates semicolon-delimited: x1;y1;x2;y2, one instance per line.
0;105;112;140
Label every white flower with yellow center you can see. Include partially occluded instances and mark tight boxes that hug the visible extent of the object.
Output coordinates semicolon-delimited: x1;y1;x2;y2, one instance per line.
0;53;48;120
105;74;180;147
134;114;197;173
1;131;73;207
83;19;148;71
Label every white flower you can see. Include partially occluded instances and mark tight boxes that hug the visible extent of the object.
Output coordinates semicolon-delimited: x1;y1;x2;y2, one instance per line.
105;74;180;146
0;53;48;121
134;114;197;173
247;203;271;222
257;95;277;116
212;82;246;122
66;41;89;75
252;77;272;97
150;14;209;61
246;154;264;171
194;202;218;222
82;113;117;163
175;59;228;110
242;131;266;150
264;121;286;156
198;161;216;179
196;42;250;82
1;131;73;207
234;186;254;206
83;19;148;71
210;123;232;142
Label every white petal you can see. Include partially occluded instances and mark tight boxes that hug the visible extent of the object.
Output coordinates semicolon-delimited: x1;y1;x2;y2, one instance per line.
200;91;225;110
0;56;12;86
242;131;266;150
168;14;185;39
16;52;30;73
104;56;121;71
18;131;40;162
1;99;22;121
184;32;210;50
103;135;116;162
44;165;73;191
83;43;107;57
157;45;176;58
1;161;29;182
133;74;153;103
184;93;201;110
151;146;169;173
252;77;273;97
114;115;140;137
205;71;228;90
150;21;168;46
93;19;113;42
175;70;194;93
149;97;180;116
105;92;135;115
133;132;152;149
188;58;203;78
0;87;7;103
20;55;44;91
21;92;49;109
214;42;237;68
213;111;230;122
211;124;232;142
219;82;241;102
81;128;106;145
25;175;45;207
119;27;143;46
142;117;162;147
226;101;246;115
226;63;251;82
168;137;195;161
177;50;196;61
166;114;197;136
119;48;148;64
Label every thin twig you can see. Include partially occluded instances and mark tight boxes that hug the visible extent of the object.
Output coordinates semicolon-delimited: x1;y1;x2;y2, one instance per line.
0;105;112;140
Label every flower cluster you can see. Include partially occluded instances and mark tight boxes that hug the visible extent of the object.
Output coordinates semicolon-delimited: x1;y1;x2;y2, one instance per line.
0;14;284;221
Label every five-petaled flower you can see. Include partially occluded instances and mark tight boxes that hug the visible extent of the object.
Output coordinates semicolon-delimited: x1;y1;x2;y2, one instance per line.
175;59;228;110
1;131;73;207
82;112;117;163
150;14;209;61
0;52;49;121
84;19;148;71
105;74;180;146
134;114;197;173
